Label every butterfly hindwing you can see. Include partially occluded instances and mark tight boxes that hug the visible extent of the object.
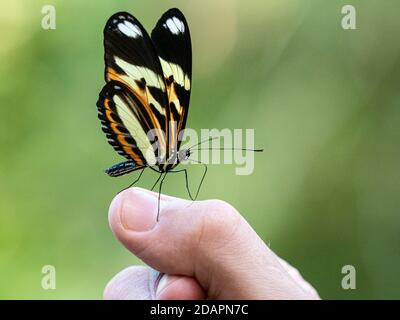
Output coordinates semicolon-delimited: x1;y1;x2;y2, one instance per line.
97;81;158;169
151;8;192;153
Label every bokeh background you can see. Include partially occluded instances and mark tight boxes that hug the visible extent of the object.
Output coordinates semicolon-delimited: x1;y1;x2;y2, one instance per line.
1;0;399;299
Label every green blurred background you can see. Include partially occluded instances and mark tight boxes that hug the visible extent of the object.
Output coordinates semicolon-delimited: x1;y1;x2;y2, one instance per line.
1;0;399;299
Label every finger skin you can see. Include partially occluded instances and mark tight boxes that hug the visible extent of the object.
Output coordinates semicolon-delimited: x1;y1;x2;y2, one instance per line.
108;187;319;300
104;266;156;300
156;274;206;300
104;266;206;300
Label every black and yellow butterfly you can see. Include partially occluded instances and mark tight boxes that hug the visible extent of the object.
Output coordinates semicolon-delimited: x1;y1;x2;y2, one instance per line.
97;8;205;216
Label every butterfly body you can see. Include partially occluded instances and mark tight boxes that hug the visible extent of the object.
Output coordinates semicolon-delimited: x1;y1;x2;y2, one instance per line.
97;8;192;178
105;160;139;177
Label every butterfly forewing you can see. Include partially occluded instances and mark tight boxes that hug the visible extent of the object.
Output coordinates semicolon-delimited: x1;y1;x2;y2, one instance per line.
102;12;171;168
151;8;192;157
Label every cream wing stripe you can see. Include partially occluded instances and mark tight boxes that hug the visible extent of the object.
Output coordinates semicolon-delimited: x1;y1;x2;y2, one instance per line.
160;58;191;90
114;57;165;91
114;57;166;114
114;96;157;166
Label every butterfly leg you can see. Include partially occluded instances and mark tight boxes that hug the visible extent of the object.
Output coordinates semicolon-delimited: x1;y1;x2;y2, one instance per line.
183;169;194;201
169;161;208;202
167;168;194;200
187;159;208;201
150;172;163;191
157;173;168;221
118;167;145;193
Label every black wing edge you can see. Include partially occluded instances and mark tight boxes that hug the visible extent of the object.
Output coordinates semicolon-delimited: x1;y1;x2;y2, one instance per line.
151;8;192;78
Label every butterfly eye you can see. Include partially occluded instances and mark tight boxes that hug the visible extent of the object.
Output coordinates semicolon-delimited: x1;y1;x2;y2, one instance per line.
177;149;189;162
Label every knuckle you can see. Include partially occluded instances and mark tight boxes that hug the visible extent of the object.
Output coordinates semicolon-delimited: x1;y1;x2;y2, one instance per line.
205;199;240;226
208;199;235;213
195;199;242;247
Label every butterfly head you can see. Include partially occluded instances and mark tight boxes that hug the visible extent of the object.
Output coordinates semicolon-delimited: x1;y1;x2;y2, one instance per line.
178;149;191;162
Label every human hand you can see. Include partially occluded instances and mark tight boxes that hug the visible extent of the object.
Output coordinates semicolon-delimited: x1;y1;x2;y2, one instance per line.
104;187;320;300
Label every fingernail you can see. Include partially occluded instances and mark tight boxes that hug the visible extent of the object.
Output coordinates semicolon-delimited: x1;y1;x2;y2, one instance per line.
119;188;158;232
156;274;180;298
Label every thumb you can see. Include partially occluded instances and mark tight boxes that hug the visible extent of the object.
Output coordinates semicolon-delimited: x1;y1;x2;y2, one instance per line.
108;187;311;299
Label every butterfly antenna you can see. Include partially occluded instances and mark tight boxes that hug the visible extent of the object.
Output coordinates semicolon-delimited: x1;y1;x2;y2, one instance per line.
191;147;264;152
187;136;219;150
188;137;263;152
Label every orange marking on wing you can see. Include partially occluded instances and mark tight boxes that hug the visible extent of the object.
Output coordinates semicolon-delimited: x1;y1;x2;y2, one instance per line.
103;98;144;165
107;67;164;132
106;67;167;160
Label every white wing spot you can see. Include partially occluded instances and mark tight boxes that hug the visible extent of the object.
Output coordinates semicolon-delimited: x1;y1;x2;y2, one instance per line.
164;17;185;35
173;17;185;33
118;21;143;38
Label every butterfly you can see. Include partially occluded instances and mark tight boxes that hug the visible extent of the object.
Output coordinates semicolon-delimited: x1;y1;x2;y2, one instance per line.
97;8;206;219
